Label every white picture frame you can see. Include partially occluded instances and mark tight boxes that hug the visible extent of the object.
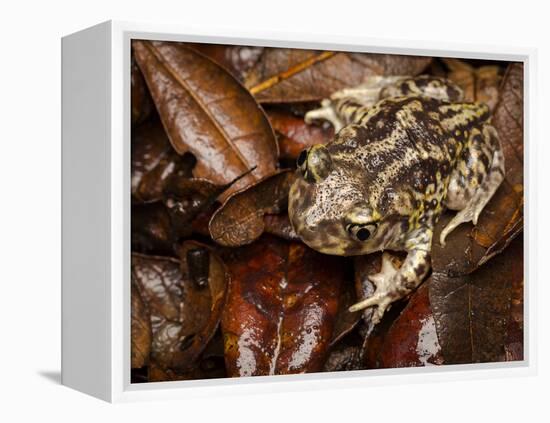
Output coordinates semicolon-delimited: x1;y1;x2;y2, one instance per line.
61;20;537;403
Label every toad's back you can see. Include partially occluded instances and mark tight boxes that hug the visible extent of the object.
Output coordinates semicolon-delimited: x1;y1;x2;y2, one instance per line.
326;96;491;214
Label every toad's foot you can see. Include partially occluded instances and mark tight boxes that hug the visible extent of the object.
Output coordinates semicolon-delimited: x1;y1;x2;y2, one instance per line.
304;99;344;132
439;203;483;247
305;76;406;132
349;252;403;324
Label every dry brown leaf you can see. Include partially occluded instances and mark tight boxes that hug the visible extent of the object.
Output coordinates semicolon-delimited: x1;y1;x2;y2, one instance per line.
430;235;522;364
133;40;278;200
131;282;152;368
131;241;227;373
443;58;502;110
209;170;295;246
246;48;431;103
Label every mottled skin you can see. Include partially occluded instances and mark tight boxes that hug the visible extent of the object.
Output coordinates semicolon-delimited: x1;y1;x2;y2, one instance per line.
288;76;505;323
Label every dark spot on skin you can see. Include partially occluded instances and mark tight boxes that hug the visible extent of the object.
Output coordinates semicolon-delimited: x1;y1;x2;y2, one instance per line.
415;263;426;277
440;107;460;119
446;85;461;102
354;124;369;141
479;153;490;170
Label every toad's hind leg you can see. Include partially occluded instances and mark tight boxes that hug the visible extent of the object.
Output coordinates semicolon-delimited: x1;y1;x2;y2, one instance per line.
304;76;405;131
305;76;464;131
440;124;505;246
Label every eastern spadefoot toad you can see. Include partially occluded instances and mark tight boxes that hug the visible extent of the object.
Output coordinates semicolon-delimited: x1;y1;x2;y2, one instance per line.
288;75;505;323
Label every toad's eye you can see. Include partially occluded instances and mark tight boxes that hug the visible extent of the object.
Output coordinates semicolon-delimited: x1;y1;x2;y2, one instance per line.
346;223;378;242
356;227;371;241
297;145;332;183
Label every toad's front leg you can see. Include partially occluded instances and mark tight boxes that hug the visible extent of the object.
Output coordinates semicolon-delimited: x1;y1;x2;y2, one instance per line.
349;231;432;324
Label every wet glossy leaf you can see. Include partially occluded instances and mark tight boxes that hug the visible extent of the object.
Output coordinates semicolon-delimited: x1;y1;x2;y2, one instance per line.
378;283;443;368
209;170;295;246
147;332;227;382
263;213;300;241
221;236;343;376
266;108;334;160
443;58;502;110
131;281;152;368
163;177;223;237
163;168;255;237
131;53;154;126
245;48;431;103
323;343;363;372
429;234;521;364
131;241;227;373
131;202;174;254
330;276;361;347
133;40;278;200
131;117;195;203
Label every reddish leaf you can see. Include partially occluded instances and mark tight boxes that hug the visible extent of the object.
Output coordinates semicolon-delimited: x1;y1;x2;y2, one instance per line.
209;170;295;247
221;237;343;376
245;48;431;103
133;40;278;200
378;283;443;368
266;109;334;160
